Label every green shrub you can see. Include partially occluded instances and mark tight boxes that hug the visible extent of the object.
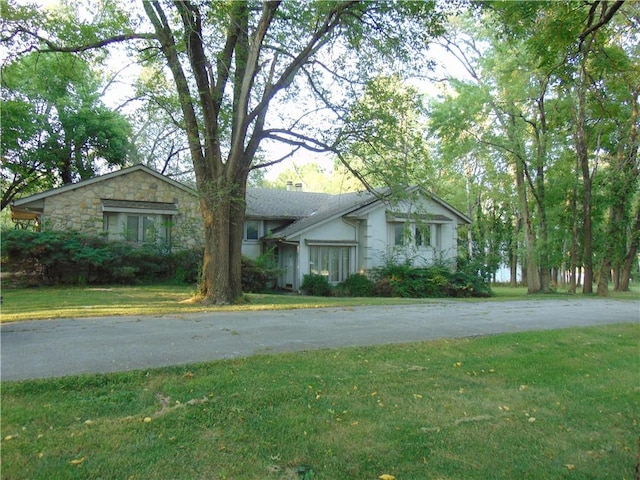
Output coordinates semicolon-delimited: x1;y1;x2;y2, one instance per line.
370;260;492;298
166;248;202;284
336;273;375;297
2;229;113;284
241;256;269;293
1;229;184;286
301;273;333;296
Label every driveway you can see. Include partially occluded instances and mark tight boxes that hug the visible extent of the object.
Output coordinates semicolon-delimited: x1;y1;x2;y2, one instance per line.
1;298;638;380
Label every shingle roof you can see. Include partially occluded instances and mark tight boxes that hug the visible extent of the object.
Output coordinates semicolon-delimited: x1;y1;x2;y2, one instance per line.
246;188;377;238
245;188;333;219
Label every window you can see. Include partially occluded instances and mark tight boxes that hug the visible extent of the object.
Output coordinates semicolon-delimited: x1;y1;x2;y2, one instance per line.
393;223;405;246
390;222;440;249
415;225;431;247
244;220;259;240
309;246;351;283
103;212;171;245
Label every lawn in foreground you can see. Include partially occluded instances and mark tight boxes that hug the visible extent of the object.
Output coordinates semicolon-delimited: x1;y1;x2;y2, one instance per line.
2;323;638;479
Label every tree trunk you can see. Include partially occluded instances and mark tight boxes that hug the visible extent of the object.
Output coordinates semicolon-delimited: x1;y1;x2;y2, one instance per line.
568;159;579;295
199;191;233;304
596;260;611;296
515;158;540;293
618;209;640;291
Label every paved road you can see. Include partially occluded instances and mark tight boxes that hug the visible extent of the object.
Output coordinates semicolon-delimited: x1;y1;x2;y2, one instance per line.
1;298;638;380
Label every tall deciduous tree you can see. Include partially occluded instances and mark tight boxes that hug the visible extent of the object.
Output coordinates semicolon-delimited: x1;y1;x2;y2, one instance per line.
3;1;445;303
1;51;131;210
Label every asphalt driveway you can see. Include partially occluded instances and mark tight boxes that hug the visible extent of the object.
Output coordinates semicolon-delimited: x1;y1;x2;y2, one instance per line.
1;298;638;380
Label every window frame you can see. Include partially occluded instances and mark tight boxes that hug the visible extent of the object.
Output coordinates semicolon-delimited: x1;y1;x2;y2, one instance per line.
308;245;352;284
103;212;172;246
244;219;260;241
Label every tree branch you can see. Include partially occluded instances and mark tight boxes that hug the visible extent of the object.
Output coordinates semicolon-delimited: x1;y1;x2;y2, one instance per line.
578;0;624;48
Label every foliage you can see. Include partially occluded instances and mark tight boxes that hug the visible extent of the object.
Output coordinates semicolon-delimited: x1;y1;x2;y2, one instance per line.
301;273;333;297
1;227;287;293
427;2;639;295
241;250;282;294
167;248;202;284
1;229;188;285
1;324;636;478
335;273;375;297
0;52;131;210
371;260;492;298
339;74;434;192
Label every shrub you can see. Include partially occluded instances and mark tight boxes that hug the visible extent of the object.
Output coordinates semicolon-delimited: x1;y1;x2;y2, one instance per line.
336;273;375;297
1;229;185;286
241;256;270;293
370;260;492;298
301;273;333;297
2;229;113;285
167;248;202;284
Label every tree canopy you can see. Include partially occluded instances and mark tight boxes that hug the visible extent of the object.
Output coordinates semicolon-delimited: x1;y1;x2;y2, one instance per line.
1;49;131;210
2;0;447;303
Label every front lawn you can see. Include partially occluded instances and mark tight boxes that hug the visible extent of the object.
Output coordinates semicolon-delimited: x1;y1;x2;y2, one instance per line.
0;284;443;322
1;283;637;322
2;324;637;479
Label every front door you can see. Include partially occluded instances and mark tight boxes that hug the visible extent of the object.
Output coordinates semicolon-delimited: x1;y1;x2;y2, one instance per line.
280;245;298;290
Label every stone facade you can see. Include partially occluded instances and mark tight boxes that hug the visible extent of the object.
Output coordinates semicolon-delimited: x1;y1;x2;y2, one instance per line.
38;168;203;249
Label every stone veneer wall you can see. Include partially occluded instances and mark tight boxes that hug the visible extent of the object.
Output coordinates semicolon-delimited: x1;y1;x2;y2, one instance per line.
42;170;204;249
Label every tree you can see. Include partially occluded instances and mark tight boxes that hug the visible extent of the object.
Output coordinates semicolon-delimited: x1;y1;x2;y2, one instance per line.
3;1;445;304
339;75;434;193
484;0;636;295
427;18;563;293
1;51;131;210
427;1;637;295
265;161;359;193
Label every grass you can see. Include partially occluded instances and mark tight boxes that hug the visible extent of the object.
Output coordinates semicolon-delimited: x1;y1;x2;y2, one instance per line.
1;323;638;479
1;283;638;323
0;284;443;323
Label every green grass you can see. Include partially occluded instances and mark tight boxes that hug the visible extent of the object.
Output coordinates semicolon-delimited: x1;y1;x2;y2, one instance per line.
0;285;440;323
2;323;638;479
1;283;638;323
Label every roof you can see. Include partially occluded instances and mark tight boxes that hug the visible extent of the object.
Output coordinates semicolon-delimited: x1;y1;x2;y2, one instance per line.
11;165;471;235
247;186;471;240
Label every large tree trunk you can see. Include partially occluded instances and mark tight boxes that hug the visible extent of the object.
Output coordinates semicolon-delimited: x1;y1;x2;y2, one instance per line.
199;189;233;303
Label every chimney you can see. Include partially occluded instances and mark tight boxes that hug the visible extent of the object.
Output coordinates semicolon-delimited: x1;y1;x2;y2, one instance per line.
295;182;302;192
286;180;293;191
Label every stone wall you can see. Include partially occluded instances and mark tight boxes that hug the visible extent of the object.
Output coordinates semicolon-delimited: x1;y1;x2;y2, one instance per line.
42;169;203;249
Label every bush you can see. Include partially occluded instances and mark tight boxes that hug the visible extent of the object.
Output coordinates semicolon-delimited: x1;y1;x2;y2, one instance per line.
370;260;492;298
241;256;269;293
336;273;375;297
1;229;195;286
2;229;113;285
167;248;202;284
301;273;333;296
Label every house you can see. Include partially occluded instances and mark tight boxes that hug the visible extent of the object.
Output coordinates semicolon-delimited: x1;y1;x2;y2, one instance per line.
12;165;471;290
245;185;471;290
11;164;202;250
